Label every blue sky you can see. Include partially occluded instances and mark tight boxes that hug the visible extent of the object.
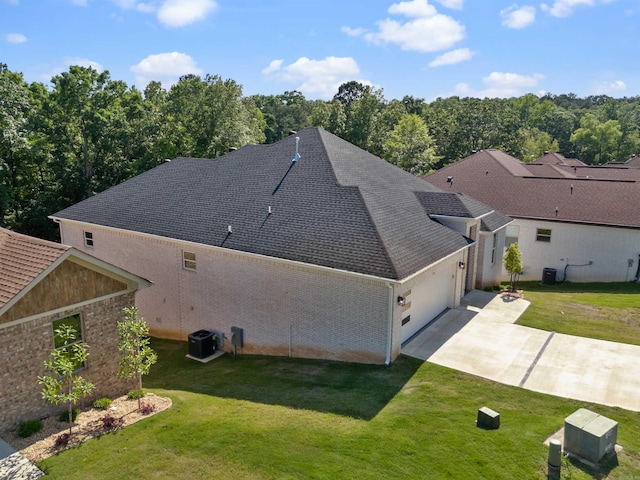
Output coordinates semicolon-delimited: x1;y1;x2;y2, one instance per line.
1;0;638;101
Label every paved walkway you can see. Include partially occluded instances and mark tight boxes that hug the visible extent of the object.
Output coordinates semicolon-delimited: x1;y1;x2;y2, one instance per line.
0;437;44;479
403;290;640;412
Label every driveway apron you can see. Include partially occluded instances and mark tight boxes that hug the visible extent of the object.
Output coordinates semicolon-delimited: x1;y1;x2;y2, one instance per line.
402;290;640;412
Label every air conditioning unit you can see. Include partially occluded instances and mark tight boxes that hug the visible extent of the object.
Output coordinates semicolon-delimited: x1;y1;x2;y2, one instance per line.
564;408;617;463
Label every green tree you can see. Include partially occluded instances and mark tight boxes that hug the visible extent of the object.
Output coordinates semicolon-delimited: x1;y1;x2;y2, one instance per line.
521;129;559;161
570;113;622;164
503;242;523;293
38;324;95;434
383;113;439;174
117;307;158;409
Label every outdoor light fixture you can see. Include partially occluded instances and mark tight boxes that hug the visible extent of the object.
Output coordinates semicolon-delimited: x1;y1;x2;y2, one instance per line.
458;261;466;269
397;296;406;306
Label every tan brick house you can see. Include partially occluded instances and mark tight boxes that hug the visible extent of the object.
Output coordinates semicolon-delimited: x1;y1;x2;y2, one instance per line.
0;228;151;431
51;128;510;364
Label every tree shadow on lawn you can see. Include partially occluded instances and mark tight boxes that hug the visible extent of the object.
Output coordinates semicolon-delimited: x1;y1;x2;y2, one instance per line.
145;338;422;421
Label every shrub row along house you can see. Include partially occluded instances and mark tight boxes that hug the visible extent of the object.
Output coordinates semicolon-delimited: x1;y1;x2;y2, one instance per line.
0;228;150;430
424;151;640;284
51;128;511;364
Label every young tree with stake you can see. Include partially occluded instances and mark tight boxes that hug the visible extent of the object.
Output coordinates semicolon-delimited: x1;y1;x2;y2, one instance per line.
38;324;95;434
117;307;157;409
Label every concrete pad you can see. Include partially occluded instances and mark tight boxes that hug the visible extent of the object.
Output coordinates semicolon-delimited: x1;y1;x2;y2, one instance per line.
523;334;640;411
0;438;44;480
403;290;640;412
427;321;551;386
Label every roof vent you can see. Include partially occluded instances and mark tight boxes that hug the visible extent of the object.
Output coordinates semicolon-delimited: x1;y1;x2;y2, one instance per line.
227;225;233;234
268;206;273;214
292;136;301;163
164;159;171;163
228;147;237;153
570;183;574;195
471;150;477;154
288;130;297;136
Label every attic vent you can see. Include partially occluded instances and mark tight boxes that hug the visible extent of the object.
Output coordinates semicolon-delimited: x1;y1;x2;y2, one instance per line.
268;206;273;214
228;147;237;152
228;225;233;234
292;136;301;163
288;130;297;136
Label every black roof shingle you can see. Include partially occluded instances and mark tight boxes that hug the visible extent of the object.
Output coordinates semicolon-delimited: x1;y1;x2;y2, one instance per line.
53;128;504;280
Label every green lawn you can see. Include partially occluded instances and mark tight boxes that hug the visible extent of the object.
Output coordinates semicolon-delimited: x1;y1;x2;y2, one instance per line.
38;339;640;479
516;281;640;345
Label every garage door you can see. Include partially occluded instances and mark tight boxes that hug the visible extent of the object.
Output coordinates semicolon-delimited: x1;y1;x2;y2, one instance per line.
401;264;455;343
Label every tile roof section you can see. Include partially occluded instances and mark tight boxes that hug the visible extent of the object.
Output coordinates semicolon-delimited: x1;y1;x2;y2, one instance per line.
0;228;70;308
52;128;497;281
424;150;640;228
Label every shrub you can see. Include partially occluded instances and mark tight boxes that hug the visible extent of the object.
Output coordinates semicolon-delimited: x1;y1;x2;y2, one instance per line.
55;432;71;447
59;408;79;423
127;389;145;400
93;397;113;410
140;403;156;415
100;414;123;430
17;419;43;438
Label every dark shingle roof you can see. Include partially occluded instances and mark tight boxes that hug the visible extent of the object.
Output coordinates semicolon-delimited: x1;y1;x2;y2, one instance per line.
424;149;640;228
53;128;500;281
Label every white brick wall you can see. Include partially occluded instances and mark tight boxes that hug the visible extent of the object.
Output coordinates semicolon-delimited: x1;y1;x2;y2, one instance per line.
60;222;394;363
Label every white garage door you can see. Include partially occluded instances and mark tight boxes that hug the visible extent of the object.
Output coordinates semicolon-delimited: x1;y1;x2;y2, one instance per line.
401;265;454;343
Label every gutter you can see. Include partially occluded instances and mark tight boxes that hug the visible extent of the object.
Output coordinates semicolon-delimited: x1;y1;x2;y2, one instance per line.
385;283;394;366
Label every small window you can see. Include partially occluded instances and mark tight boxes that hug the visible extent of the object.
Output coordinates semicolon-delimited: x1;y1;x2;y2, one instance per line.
536;228;552;242
491;233;498;264
183;251;196;270
52;314;86;371
84;231;94;247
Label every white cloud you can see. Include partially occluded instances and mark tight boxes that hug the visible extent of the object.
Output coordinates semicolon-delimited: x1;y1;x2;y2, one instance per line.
157;0;217;27
345;0;465;53
262;56;367;100
453;71;545;98
36;57;104;83
501;5;536;28
429;48;474;67
540;0;595;18
130;52;202;87
111;0;217;27
65;57;105;71
6;33;27;44
261;59;283;75
341;26;367;37
595;80;627;94
434;0;463;9
388;0;438;17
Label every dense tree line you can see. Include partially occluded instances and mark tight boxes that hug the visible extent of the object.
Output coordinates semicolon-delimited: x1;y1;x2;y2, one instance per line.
2;63;640;240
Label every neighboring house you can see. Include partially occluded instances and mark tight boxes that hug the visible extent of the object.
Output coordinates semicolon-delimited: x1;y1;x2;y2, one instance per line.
0;228;151;431
424;150;640;284
51;127;510;365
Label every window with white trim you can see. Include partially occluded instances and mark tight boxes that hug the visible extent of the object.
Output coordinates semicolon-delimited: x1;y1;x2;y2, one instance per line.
183;251;196;270
536;228;552;242
84;231;94;247
52;314;86;371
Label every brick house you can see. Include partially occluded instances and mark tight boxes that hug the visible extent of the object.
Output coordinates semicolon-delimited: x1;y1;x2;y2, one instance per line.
51;127;510;364
424;150;640;283
0;228;151;431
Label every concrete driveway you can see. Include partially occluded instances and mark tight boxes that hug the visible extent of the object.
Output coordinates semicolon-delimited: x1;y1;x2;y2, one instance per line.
402;290;640;412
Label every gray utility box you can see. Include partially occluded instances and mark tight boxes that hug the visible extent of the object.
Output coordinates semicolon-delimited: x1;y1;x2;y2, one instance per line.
477;406;500;430
564;408;618;463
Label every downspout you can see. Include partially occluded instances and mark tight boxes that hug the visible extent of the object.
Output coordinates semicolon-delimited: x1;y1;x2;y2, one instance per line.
385;283;394;366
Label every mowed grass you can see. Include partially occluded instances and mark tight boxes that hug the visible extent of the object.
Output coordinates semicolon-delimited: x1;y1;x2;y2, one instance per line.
38;339;640;479
516;281;640;345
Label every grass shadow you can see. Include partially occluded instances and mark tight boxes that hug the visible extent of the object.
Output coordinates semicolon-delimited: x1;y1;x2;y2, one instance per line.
145;338;422;421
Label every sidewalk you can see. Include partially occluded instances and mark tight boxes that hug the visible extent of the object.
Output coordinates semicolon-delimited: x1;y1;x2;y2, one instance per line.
0;437;44;479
